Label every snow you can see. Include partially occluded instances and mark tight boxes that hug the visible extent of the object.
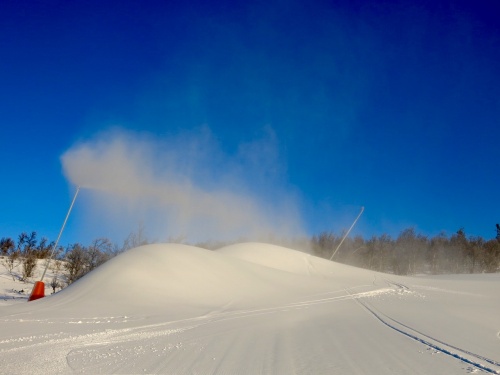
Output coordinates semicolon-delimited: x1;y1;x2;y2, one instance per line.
0;257;62;307
1;242;499;374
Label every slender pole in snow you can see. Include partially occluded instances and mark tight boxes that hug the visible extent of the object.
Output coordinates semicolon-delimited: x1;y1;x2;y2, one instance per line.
40;186;80;282
329;206;364;261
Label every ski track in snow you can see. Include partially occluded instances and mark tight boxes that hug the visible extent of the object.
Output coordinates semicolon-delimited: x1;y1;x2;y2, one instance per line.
1;280;492;374
0;286;397;374
345;287;500;374
0;282;495;374
0;316;202;374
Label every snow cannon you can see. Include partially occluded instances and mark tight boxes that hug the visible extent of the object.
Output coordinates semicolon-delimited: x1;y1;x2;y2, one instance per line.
27;185;80;303
28;281;45;302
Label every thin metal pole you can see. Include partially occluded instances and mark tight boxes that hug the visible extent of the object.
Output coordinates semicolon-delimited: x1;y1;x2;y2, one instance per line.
329;206;364;261
40;186;80;282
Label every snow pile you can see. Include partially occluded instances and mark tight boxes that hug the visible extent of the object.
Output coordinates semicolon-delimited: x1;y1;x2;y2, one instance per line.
18;243;351;317
217;242;375;281
0;242;499;374
218;242;328;275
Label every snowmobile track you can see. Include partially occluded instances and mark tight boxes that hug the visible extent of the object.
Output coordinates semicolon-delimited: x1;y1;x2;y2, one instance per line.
345;288;500;374
379;312;500;368
383;278;410;290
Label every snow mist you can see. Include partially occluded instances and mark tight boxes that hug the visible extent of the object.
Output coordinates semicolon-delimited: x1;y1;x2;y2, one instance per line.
60;127;304;244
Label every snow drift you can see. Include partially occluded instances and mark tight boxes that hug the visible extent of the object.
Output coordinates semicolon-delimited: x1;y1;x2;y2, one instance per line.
12;243;371;318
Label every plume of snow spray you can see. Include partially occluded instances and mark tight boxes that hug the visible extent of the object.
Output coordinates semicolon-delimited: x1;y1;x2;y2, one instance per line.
61;128;304;243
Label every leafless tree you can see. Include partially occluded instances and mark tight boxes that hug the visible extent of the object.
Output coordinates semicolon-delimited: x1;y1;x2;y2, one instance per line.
122;222;150;251
20;232;38;281
0;237;15;256
87;238;113;271
1;248;20;281
50;276;60;294
64;244;87;284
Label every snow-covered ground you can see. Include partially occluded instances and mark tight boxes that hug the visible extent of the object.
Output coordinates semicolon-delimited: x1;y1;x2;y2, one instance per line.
0;243;499;374
0;256;65;306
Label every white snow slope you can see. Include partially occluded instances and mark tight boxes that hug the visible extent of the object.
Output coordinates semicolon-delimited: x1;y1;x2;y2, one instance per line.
1;242;499;374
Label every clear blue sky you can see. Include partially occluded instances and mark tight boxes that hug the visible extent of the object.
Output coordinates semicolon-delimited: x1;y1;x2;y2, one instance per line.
1;0;499;246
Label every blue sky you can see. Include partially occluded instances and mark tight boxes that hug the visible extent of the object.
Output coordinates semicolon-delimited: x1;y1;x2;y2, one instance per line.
1;0;499;246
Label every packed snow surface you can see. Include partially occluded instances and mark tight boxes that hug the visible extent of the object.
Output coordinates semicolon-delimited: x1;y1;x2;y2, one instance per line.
1;242;499;374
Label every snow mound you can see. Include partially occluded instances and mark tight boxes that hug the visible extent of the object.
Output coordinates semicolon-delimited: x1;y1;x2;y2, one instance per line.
20;243;338;317
217;242;376;281
217;242;321;275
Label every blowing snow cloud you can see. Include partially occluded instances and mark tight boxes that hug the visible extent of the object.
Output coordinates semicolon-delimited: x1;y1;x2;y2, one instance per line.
61;128;303;243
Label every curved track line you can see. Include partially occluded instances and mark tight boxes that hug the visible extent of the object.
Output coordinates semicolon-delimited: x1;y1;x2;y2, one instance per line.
383;278;410;290
345;288;500;374
378;311;500;368
379;280;500;368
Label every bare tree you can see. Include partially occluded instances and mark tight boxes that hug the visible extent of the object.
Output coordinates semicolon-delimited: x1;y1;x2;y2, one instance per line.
365;234;394;272
64;244;87;284
483;239;500;273
394;228;416;275
467;236;485;273
20;232;38;281
310;232;338;259
0;237;15;256
35;237;54;259
1;247;20;281
87;238;113;271
50;276;60;294
1;237;18;281
122;222;150;251
450;229;468;273
428;232;449;274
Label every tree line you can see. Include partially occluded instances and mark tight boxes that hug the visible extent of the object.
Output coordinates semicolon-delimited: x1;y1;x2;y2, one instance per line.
311;226;500;275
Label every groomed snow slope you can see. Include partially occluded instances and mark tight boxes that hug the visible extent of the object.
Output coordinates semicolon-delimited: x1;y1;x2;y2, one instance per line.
0;242;499;374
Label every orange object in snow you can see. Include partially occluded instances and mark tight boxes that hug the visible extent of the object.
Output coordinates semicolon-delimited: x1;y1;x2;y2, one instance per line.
28;281;45;302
